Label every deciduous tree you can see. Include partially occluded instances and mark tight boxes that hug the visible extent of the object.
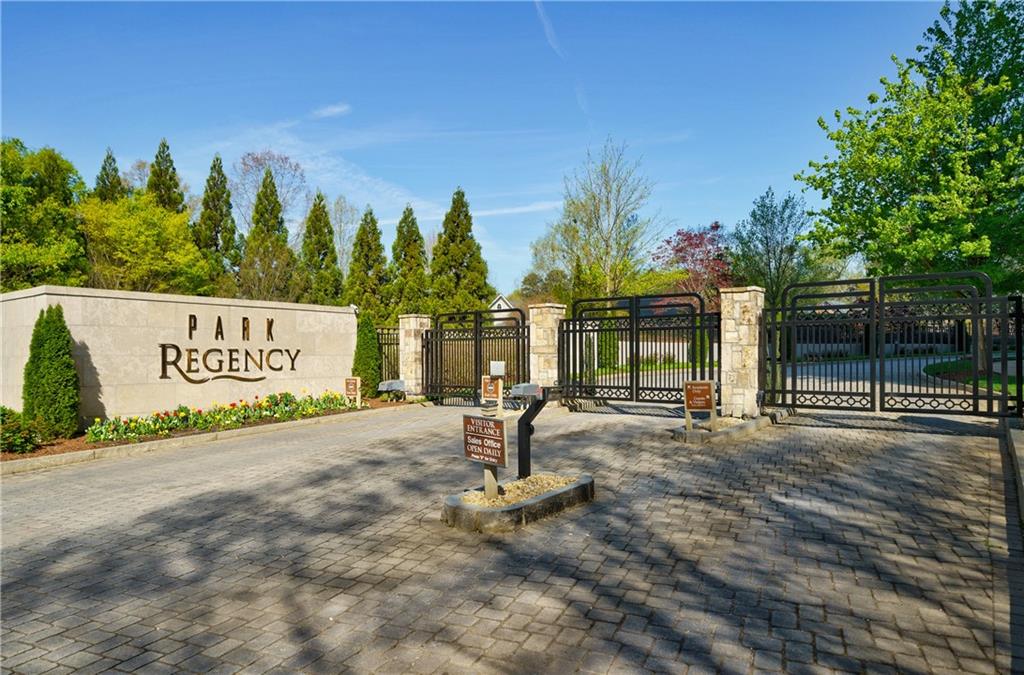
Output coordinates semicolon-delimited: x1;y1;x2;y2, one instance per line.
0;138;88;291
79;193;212;294
231;150;307;232
528;139;662;300
729;188;845;308
797;57;1023;291
428;188;494;314
654;221;732;309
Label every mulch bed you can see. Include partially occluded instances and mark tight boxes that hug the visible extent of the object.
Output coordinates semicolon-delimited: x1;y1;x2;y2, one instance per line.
1;399;411;462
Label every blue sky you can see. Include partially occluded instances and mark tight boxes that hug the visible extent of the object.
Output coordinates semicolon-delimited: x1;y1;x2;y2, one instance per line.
2;2;942;293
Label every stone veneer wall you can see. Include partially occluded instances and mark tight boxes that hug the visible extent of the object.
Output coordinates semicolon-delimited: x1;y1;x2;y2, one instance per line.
719;286;765;418
528;303;566;387
1;286;357;427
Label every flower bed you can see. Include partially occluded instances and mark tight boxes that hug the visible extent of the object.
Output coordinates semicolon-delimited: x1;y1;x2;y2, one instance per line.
85;391;359;443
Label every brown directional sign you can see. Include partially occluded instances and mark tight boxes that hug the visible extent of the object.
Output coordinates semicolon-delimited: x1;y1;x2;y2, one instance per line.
481;375;502;401
684;380;715;411
463;415;507;467
344;377;360;398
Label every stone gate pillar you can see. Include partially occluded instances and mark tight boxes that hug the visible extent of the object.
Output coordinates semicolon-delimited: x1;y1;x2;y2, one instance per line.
398;314;432;395
528;303;565;387
719;286;764;418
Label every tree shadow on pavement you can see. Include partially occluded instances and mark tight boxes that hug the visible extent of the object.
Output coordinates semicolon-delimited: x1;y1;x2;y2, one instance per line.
0;410;1013;673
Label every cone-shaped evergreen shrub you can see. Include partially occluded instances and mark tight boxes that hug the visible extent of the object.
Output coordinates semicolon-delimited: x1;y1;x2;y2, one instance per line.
351;313;381;399
22;305;80;438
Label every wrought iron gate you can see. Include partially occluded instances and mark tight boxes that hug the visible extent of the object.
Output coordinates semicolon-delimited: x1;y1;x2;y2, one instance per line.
423;308;530;402
761;272;1023;417
376;327;399;381
558;293;721;404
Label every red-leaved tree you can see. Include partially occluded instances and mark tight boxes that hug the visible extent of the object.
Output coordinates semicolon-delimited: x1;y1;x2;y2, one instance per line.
654;221;733;309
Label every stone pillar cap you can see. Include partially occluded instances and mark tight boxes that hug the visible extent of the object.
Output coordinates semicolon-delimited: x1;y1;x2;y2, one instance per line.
397;313;433;319
528;303;567;309
720;286;765;294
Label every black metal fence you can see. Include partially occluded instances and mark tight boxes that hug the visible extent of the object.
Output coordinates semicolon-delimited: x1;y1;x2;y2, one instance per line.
761;272;1023;417
423;309;529;402
558;293;721;405
376;327;399;381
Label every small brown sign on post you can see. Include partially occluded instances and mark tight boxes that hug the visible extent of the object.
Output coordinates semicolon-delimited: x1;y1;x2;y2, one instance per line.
684;380;717;431
684;381;714;411
463;415;507;498
344;376;362;408
481;376;502;401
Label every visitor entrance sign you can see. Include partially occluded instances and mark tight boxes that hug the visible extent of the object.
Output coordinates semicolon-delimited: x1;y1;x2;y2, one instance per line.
463;415;507;466
463;414;507;498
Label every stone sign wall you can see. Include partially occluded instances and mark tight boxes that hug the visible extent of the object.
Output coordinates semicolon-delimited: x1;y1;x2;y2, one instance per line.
1;286;357;427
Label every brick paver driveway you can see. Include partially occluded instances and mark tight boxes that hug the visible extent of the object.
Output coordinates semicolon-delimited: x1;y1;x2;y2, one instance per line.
2;404;1020;674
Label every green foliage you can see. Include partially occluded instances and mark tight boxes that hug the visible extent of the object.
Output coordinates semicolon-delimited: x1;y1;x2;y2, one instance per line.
730;188;845;308
94;148;127;202
193;155;242;295
0;406;41;454
797;56;1023;291
344;207;390;322
597;330;619;369
146;138;185;213
915;0;1022;136
1;138;88;291
300;191;345;305
352;314;382;398
386;205;428;321
22;305;80;439
79;193;213;294
239;169;302;301
428;188;495;314
528;140;660;299
85;391;359;443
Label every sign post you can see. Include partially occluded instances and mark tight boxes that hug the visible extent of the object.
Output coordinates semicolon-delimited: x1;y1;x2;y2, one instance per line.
463;415;507;498
684;380;717;432
344;377;361;408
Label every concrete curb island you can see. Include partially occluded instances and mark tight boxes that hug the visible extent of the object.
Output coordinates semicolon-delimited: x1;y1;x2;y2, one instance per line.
1003;418;1024;528
672;408;794;444
1;403;428;477
441;474;596;534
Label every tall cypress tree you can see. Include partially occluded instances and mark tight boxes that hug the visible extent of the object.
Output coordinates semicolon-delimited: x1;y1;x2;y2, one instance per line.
238;168;298;301
94;148;126;202
300;191;345;305
193;155;241;293
428;188;495;313
386;205;428;322
146;138;185;212
344;207;389;323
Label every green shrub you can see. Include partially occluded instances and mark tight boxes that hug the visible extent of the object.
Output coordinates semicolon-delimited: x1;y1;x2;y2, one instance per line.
352;313;381;398
0;406;41;454
597;329;619;369
23;305;80;439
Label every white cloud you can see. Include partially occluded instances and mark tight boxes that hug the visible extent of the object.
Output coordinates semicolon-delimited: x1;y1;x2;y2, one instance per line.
311;101;352;119
475;200;562;218
534;0;565;60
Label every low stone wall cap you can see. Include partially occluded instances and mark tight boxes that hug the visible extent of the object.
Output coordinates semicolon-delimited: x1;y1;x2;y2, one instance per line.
528;303;567;309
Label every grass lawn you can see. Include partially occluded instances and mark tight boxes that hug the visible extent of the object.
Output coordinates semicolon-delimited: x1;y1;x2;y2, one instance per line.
922;358;1019;396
